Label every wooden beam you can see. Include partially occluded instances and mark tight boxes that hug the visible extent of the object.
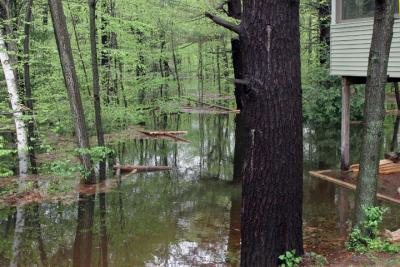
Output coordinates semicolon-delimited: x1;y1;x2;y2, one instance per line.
341;77;351;171
309;171;400;204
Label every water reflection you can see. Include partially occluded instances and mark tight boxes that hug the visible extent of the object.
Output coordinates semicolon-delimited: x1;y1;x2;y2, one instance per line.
73;194;95;267
2;113;400;266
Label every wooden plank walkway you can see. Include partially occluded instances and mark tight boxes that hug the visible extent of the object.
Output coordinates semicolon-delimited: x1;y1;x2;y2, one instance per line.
310;170;400;204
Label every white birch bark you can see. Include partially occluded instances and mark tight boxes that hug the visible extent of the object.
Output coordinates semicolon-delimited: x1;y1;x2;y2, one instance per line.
0;32;29;177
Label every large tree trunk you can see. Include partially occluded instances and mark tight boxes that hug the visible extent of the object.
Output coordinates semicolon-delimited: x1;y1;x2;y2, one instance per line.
23;0;38;175
89;0;106;180
355;0;394;226
240;0;303;265
48;0;94;183
0;32;29;177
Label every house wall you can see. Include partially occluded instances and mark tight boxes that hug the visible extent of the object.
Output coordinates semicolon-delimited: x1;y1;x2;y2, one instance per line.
330;19;400;78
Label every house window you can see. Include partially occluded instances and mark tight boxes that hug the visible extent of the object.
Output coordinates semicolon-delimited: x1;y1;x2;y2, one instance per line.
339;0;399;21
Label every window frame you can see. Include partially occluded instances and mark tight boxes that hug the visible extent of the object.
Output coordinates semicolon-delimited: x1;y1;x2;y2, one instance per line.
336;0;399;23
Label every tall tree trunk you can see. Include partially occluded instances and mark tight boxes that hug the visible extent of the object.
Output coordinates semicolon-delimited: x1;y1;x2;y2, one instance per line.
197;41;204;101
232;113;245;184
48;0;94;183
394;82;400;110
118;61;128;108
23;0;37;175
0;32;29;177
355;0;394;227
390;116;400;152
171;32;182;97
42;4;49;25
240;0;303;265
101;0;111;104
318;0;331;65
89;0;106;180
216;46;222;96
67;3;91;96
231;38;244;110
228;0;242;19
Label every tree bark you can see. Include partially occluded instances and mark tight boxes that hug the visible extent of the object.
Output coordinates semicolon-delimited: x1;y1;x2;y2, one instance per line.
318;0;331;65
231;38;244;110
390;116;400;152
67;3;91;97
0;32;29;177
23;0;38;175
89;0;106;180
355;0;394;227
394;82;400;110
228;0;242;19
48;0;94;183
240;0;303;265
171;32;182;97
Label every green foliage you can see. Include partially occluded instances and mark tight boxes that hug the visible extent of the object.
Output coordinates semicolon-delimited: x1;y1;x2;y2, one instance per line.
43;160;81;178
75;146;114;165
47;177;76;195
304;252;328;266
279;250;302;267
347;206;399;254
302;63;364;124
0;137;14;177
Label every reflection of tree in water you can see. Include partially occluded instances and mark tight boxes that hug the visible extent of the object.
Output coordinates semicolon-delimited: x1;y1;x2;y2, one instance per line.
73;194;95;267
0;113;241;266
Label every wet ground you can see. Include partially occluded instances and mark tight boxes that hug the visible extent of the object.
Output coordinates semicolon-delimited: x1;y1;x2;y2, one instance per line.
1;112;400;266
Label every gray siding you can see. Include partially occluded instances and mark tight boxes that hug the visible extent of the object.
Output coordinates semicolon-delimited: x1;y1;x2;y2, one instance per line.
330;19;400;78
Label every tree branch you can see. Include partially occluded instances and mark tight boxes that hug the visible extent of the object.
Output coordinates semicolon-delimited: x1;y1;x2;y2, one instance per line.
204;12;240;34
227;78;249;85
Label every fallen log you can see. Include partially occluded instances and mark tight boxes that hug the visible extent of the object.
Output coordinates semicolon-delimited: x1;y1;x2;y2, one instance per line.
143;130;188;136
186;98;240;113
113;165;172;174
139;130;191;143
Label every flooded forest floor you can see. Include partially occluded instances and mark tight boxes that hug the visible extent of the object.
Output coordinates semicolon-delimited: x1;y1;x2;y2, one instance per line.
1;107;400;266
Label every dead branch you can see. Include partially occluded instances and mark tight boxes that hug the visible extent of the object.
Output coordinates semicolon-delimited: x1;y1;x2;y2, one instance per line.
113;165;172;174
187;98;240;113
139;130;191;143
204;12;240;34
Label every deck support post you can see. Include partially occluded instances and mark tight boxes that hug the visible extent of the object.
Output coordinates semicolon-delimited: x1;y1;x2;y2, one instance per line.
341;77;351;171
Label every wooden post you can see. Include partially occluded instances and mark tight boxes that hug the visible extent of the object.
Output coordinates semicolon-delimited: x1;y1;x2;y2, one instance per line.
341;77;351;170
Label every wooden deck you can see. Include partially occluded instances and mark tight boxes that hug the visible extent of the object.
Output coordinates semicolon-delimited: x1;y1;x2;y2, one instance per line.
309;170;400;204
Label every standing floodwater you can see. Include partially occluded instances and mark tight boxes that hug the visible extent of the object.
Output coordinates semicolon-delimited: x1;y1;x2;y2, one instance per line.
1;113;400;266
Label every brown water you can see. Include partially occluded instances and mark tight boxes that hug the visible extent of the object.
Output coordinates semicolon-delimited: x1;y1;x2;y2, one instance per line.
1;113;400;266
